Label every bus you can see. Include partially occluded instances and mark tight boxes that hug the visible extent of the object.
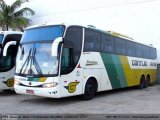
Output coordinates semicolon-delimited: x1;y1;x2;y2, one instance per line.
0;31;22;90
14;23;157;100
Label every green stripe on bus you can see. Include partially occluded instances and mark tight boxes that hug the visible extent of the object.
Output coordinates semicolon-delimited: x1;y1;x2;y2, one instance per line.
100;53;121;89
33;78;39;82
27;78;39;81
27;78;34;81
111;55;128;87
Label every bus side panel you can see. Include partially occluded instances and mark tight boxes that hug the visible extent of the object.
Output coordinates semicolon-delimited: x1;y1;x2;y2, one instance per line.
81;52;112;92
100;53;122;89
59;68;83;98
120;56;135;87
101;54;157;89
120;56;157;86
100;69;113;91
83;68;101;91
111;55;128;87
0;67;15;90
151;69;157;83
100;53;135;89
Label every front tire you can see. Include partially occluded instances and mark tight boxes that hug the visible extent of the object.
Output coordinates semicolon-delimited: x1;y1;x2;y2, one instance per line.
82;80;96;100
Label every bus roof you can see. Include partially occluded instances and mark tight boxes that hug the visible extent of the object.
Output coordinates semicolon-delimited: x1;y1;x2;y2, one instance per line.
25;23;155;48
0;31;23;35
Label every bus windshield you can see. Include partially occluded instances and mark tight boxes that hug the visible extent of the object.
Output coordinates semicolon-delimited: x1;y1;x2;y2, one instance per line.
0;34;8;71
21;25;64;43
16;43;59;76
15;25;65;76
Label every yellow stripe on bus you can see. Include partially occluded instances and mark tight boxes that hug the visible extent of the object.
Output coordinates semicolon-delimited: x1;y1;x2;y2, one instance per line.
39;77;47;82
119;56;157;86
120;56;134;86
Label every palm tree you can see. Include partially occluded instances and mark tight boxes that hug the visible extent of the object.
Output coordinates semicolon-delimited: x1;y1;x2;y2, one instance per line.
0;0;35;31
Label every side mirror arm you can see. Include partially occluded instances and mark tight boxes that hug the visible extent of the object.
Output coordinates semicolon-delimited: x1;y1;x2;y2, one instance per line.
3;41;17;56
52;37;63;56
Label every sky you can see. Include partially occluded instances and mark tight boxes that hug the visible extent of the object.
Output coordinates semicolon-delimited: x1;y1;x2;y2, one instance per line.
4;0;160;61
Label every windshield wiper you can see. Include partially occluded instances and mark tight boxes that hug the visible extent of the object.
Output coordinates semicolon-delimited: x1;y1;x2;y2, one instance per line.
19;49;32;75
32;49;43;75
19;46;43;76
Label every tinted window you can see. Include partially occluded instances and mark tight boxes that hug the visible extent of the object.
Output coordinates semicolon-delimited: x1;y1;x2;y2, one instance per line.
61;48;71;68
149;48;157;59
135;43;142;57
153;48;157;59
101;34;114;53
62;26;83;74
64;26;82;65
0;45;18;72
2;34;22;48
61;48;73;74
142;45;149;58
84;29;101;52
21;26;64;43
0;34;4;43
126;41;135;56
145;46;150;59
115;37;126;55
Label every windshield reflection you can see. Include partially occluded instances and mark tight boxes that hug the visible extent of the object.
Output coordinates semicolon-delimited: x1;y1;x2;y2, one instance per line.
21;26;64;43
16;43;58;76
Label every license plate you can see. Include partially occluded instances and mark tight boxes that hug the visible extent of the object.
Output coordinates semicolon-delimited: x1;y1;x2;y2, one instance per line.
26;90;34;94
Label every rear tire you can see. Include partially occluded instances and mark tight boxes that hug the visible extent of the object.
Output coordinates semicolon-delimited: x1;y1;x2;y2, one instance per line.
82;80;96;100
145;75;150;88
139;75;145;89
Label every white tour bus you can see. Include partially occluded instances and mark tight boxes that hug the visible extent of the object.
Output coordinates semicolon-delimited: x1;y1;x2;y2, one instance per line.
0;31;22;90
14;23;157;100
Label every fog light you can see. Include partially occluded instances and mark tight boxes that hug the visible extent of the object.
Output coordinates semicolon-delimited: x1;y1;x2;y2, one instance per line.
42;82;58;88
14;80;20;85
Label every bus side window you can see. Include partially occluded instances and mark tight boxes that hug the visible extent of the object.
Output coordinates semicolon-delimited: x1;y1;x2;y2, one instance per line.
101;34;114;53
84;29;101;52
135;43;142;58
126;41;135;57
115;37;126;55
61;47;73;74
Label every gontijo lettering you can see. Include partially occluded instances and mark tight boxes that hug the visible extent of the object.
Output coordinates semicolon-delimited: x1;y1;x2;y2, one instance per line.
132;60;147;67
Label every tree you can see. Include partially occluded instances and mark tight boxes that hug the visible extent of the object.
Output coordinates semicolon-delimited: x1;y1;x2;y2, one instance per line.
0;0;35;31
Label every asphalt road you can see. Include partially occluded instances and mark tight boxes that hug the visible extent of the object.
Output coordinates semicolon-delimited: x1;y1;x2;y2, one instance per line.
0;84;160;114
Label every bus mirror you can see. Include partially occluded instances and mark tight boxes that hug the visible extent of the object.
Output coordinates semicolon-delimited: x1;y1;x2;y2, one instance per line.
52;37;63;56
3;41;17;56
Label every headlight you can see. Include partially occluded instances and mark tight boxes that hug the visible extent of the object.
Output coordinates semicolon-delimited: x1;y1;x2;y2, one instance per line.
42;82;58;88
14;80;20;85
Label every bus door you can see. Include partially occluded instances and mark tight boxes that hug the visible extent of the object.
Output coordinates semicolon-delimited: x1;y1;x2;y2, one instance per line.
60;47;83;97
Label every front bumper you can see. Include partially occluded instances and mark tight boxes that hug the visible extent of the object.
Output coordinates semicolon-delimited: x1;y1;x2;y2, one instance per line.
14;84;61;98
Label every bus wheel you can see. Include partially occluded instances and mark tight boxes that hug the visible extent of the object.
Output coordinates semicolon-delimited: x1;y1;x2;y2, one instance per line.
82;80;96;100
139;75;145;89
145;75;150;88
